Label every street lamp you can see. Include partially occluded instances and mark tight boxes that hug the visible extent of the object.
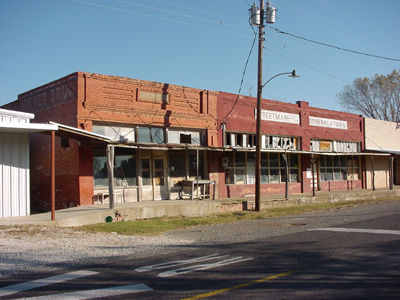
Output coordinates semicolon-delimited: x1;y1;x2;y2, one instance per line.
262;70;298;88
250;1;299;211
255;70;299;211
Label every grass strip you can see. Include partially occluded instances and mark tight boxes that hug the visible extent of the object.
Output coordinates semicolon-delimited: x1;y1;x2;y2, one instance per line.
73;198;393;236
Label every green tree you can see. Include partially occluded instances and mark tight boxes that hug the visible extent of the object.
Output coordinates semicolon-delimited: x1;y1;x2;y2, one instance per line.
337;69;400;122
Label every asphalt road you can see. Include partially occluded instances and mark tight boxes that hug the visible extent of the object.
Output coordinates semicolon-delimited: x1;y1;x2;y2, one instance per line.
1;200;400;299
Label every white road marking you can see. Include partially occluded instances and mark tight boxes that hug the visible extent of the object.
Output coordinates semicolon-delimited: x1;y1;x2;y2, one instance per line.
17;284;153;300
158;256;254;278
309;228;400;235
135;253;229;272
0;270;98;297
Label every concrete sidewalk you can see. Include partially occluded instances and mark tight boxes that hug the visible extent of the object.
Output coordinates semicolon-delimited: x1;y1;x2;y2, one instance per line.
0;188;399;227
0;200;224;227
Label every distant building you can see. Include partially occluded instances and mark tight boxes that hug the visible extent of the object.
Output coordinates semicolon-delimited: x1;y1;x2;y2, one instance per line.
364;118;400;189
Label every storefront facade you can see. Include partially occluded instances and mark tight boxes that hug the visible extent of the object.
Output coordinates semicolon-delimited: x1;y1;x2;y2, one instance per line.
2;72;369;211
3;72;219;210
364;118;400;189
216;93;364;198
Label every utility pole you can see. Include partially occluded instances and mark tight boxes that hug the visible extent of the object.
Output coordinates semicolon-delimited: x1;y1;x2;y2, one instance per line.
250;1;277;211
250;2;297;211
255;0;264;212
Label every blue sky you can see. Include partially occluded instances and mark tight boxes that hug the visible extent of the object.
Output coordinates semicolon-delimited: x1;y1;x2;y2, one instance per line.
1;0;399;113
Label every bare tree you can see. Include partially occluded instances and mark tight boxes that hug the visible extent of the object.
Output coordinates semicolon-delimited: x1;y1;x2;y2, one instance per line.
337;69;400;122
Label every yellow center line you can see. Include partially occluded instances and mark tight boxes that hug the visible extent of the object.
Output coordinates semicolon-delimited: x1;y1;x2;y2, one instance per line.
181;270;296;300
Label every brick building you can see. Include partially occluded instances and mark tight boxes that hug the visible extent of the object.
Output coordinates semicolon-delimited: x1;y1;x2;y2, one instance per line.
216;92;365;198
2;72;370;212
3;72;219;211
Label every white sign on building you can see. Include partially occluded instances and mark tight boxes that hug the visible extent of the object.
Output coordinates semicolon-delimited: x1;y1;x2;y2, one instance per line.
255;109;300;125
309;116;347;130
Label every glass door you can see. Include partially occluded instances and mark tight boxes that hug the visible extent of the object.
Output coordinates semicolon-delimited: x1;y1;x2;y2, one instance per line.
153;156;168;200
141;157;153;201
140;152;169;201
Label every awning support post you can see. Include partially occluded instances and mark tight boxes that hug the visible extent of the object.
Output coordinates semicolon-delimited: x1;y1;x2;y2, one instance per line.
311;154;316;197
389;156;394;190
282;152;289;199
196;149;199;201
107;145;115;209
371;156;375;191
51;130;56;221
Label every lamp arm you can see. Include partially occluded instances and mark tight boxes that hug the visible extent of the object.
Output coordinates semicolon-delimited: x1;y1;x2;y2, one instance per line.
262;72;292;89
262;70;298;89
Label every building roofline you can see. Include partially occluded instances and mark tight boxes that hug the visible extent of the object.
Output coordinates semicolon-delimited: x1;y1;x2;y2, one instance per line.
0;108;34;120
17;72;79;99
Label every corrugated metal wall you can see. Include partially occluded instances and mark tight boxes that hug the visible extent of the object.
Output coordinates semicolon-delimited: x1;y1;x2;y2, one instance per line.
0;133;30;218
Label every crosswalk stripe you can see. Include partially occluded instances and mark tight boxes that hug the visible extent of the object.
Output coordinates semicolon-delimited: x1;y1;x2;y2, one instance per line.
135;253;228;273
0;270;98;297
158;257;253;278
16;284;153;300
309;227;400;235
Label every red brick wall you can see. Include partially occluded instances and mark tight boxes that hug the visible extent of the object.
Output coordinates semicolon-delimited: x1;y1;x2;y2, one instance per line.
217;92;364;198
4;72;221;211
2;72;366;209
76;73;219;145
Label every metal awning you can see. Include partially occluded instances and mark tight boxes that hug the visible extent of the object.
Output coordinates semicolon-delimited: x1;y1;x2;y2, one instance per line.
49;122;111;145
109;143;214;151
216;146;392;156
364;148;400;155
312;152;389;156
0;122;58;133
214;147;307;153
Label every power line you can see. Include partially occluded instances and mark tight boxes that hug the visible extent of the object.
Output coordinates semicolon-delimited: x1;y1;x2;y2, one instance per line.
155;0;248;25
223;30;258;120
113;0;247;32
70;0;252;39
272;27;400;62
265;46;349;83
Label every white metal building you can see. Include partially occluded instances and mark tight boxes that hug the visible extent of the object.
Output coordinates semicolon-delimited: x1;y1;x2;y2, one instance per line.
364;118;400;189
0;108;57;218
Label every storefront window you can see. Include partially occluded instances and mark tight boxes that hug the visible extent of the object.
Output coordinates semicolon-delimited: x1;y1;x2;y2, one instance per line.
270;168;280;183
141;158;151;186
169;151;186;177
289;168;298;182
224;152;299;185
138;126;164;144
93;148;137;187
138;127;151;143
151;127;164;144
93;156;108;186
226;168;235;184
247;152;256;184
261;168;269;184
189;150;204;178
320;155;360;181
115;155;136;186
235;152;246;167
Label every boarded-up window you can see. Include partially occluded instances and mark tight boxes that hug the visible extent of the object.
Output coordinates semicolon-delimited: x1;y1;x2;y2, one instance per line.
167;129;201;145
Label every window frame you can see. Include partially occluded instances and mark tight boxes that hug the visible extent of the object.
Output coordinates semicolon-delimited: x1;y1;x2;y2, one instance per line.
224;152;300;185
